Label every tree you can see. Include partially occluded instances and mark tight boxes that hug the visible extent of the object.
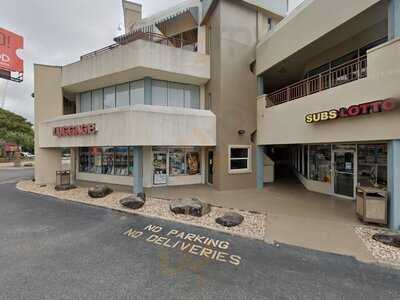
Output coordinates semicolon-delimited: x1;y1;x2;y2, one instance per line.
0;108;34;153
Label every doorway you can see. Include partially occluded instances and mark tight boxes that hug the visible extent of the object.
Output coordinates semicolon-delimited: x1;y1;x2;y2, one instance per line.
332;150;356;199
153;151;167;185
207;150;214;185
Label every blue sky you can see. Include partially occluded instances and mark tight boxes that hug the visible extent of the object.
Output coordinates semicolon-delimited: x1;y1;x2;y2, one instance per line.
0;0;304;122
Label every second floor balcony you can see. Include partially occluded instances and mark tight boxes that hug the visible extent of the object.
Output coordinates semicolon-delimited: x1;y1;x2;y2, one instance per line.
257;0;389;109
62;32;210;94
257;36;400;146
266;55;368;107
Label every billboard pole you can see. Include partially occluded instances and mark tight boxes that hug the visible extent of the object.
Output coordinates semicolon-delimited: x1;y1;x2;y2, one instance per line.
0;78;8;108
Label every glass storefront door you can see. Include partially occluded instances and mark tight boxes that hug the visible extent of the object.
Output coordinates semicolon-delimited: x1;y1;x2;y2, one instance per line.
333;150;355;198
153;151;167;185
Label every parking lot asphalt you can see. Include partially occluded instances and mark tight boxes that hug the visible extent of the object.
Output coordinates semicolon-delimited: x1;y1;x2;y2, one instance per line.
0;167;33;183
0;169;400;299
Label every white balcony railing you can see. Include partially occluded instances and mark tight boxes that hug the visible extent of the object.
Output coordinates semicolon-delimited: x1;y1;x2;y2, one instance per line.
81;32;198;60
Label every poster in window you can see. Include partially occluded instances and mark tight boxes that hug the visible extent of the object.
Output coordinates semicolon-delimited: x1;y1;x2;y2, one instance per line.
186;152;200;175
169;150;185;176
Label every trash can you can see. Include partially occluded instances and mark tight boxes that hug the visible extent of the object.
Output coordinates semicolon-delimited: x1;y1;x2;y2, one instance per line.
56;170;71;187
356;186;388;225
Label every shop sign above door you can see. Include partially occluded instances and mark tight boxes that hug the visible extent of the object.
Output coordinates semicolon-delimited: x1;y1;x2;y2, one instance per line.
53;123;97;137
305;99;396;124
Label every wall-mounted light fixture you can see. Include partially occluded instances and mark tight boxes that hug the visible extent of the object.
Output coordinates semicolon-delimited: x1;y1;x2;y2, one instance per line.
238;129;246;135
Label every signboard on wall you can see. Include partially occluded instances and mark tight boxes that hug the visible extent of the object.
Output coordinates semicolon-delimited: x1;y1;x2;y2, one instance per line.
53;123;97;137
305;99;397;124
0;28;23;74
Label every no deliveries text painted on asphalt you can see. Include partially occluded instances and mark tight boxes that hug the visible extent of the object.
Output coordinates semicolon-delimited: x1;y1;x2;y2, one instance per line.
123;224;242;266
305;98;397;124
0;28;23;74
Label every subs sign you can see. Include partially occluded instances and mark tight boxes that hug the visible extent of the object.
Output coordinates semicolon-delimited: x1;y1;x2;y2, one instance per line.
305;99;396;124
53;123;97;137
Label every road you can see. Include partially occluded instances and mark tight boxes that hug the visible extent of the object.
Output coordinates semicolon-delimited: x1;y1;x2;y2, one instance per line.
0;167;33;184
0;169;399;299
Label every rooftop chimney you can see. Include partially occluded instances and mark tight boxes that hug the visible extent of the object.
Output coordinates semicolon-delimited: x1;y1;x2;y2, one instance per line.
122;0;142;33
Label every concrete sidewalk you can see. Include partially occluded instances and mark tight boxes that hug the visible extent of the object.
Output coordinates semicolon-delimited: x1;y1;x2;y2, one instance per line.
146;179;375;263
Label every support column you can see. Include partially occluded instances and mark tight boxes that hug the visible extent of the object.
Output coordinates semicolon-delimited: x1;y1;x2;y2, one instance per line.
389;140;400;230
144;77;152;105
133;146;144;194
35;148;62;185
70;148;77;184
388;0;400;40
256;146;265;189
34;64;63;185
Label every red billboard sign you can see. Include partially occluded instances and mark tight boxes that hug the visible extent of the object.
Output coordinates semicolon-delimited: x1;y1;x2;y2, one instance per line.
0;28;24;73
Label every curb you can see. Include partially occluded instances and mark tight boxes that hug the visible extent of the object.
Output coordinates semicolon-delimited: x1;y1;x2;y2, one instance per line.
15;184;265;242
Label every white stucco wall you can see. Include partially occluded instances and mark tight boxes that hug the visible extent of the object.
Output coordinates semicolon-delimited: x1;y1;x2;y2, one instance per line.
39;105;216;148
62;40;211;93
257;38;400;146
256;0;382;75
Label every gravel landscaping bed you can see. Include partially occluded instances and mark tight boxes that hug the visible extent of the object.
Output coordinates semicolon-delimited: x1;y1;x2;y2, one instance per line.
355;226;400;267
17;181;265;240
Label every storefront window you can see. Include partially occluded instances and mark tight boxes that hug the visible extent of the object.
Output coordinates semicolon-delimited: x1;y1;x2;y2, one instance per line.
102;147;114;175
79;148;90;172
186;151;201;175
104;87;116;109
128;147;134;176
333;144;356;151
90;147;103;174
169;149;186;176
297;148;300;172
114;147;129;176
80;92;91;113
168;82;185;107
152;80;168;106
78;147;134;176
358;144;387;188
185;85;200;109
79;80;200;113
116;84;130;108
130;80;144;105
92;89;103;111
309;145;331;182
303;145;308;178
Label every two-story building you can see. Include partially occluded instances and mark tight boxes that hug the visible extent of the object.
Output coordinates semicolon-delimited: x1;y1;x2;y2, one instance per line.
34;0;286;192
34;0;400;229
256;0;400;229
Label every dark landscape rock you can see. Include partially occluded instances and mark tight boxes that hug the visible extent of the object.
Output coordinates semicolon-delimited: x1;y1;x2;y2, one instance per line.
372;233;400;248
216;212;244;227
120;196;145;210
170;198;210;217
88;185;113;198
55;184;77;192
